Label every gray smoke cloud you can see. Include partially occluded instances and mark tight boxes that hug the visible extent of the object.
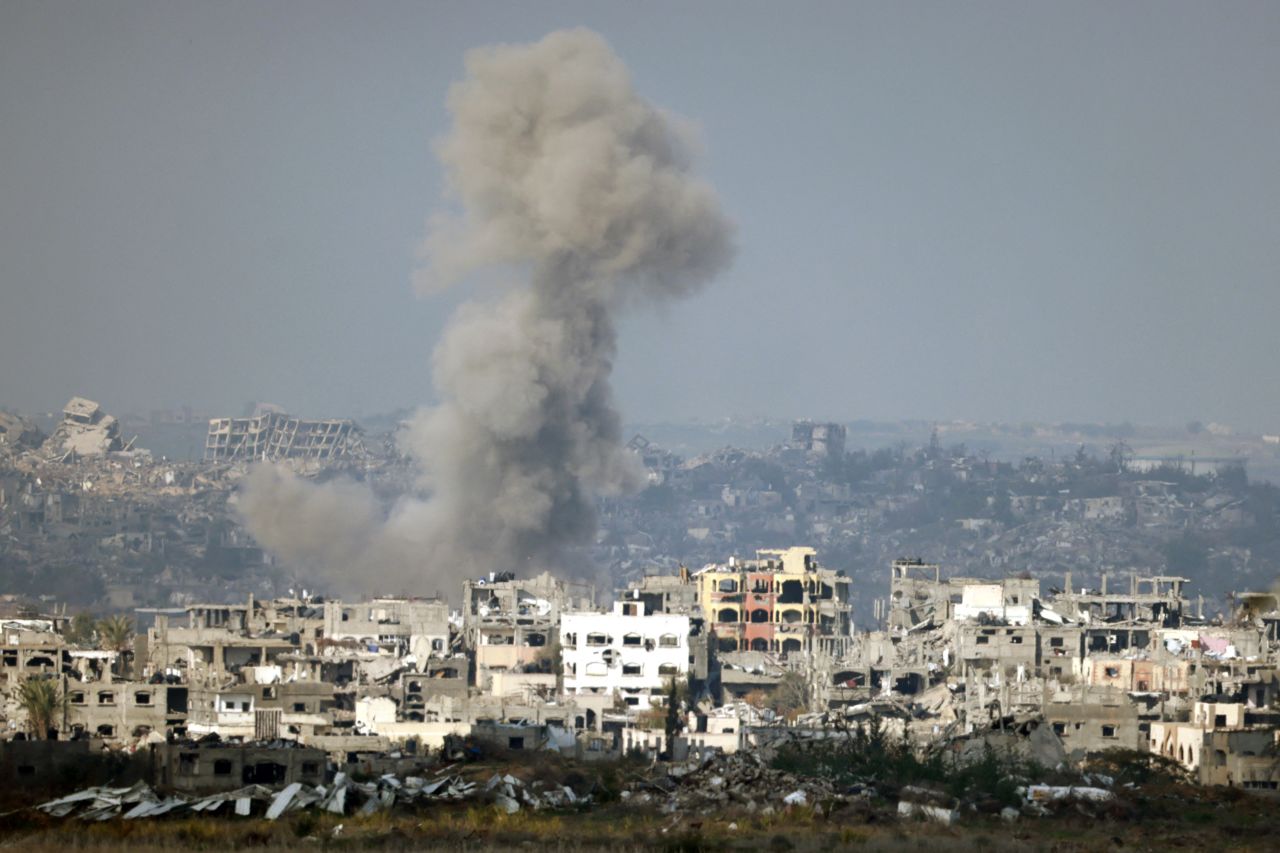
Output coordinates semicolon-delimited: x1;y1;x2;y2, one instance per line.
238;29;733;594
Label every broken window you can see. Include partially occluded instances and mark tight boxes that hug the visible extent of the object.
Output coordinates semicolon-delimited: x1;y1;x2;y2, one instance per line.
134;692;151;706
1010;635;1023;644
659;634;679;648
213;759;233;776
586;633;608;646
717;579;738;593
976;636;989;645
244;762;286;784
1101;725;1117;738
508;737;524;750
69;691;85;705
1052;722;1066;735
301;762;320;776
1104;667;1120;678
622;663;642;677
622;634;642;647
97;691;115;705
658;664;679;676
96;724;115;737
293;702;307;713
179;752;198;774
1050;637;1064;648
262;687;276;699
778;580;803;604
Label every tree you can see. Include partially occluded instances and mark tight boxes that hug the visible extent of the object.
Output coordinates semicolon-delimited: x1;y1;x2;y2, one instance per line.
16;677;67;740
773;670;809;719
664;677;685;749
97;615;134;677
64;611;97;646
1108;441;1132;474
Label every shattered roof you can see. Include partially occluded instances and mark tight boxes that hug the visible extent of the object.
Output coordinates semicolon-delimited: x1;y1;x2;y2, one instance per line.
62;397;102;420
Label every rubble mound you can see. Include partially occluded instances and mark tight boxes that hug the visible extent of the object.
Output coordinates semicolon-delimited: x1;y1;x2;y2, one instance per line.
622;748;861;816
0;411;44;451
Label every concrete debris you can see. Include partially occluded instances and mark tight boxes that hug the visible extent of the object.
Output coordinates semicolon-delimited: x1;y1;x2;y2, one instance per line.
1025;785;1115;804
623;747;858;816
33;769;590;822
897;799;958;825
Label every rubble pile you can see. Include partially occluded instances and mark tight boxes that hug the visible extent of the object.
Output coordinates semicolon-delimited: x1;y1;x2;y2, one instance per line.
33;769;589;822
623;748;866;816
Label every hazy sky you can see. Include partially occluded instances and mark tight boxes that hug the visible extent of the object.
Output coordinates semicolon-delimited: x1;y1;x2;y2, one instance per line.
2;1;1278;429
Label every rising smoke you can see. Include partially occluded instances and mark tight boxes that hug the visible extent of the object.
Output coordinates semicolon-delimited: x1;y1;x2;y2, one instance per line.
238;29;733;594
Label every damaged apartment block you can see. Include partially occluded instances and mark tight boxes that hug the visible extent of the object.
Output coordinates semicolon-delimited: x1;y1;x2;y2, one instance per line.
204;406;364;462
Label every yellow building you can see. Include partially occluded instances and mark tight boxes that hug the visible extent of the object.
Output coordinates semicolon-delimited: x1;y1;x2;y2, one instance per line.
692;547;852;656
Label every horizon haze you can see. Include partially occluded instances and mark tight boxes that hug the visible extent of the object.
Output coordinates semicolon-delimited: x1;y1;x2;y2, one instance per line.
3;1;1279;430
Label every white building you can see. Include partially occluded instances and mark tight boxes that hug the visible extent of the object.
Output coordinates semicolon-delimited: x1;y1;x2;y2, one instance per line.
561;602;690;710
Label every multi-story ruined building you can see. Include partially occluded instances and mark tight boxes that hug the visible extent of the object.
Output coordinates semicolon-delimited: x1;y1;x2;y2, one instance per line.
322;597;450;661
462;571;594;688
561;601;691;709
204;411;363;462
888;559;1039;631
790;421;846;458
694;546;852;656
1053;572;1195;626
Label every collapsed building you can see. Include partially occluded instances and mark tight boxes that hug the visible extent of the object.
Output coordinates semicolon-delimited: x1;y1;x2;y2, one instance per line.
461;571;593;690
42;397;129;461
204;409;364;462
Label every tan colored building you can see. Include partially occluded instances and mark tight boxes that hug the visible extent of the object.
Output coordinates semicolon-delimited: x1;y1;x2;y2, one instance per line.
693;546;852;656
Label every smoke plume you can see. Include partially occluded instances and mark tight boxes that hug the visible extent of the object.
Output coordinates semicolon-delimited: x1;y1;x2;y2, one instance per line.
238;29;733;593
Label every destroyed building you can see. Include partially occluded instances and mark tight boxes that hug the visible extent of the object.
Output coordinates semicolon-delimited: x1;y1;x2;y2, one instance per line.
41;397;128;460
322;597;450;661
151;741;327;793
204;410;364;462
694;547;852;656
789;420;846;458
462;571;593;689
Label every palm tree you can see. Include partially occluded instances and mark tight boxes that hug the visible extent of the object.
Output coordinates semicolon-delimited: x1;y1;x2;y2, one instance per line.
16;677;67;740
96;615;134;677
